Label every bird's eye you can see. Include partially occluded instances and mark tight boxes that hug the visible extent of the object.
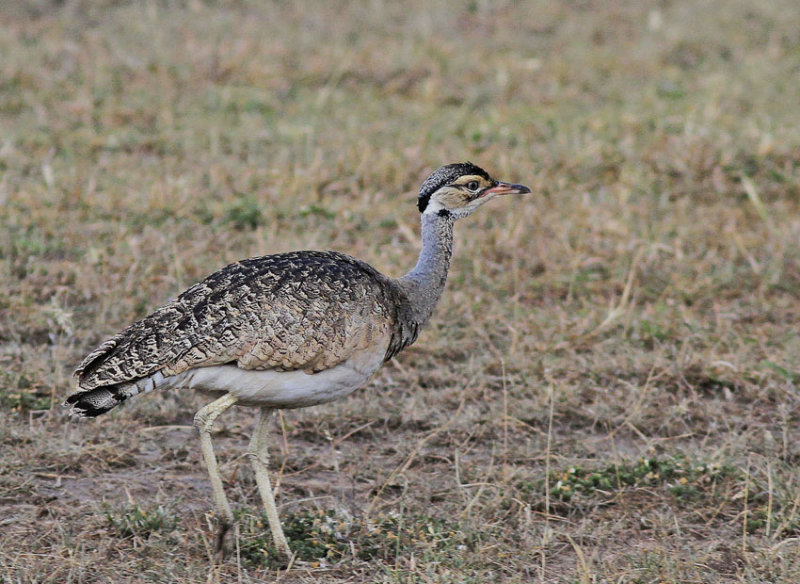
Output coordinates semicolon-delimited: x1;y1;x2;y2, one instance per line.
466;181;479;191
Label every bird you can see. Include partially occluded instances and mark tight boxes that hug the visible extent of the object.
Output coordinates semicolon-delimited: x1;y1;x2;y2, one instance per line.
64;162;531;562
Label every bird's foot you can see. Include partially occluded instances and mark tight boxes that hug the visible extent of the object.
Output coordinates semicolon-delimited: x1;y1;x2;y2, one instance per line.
267;546;293;569
213;521;232;562
274;541;293;566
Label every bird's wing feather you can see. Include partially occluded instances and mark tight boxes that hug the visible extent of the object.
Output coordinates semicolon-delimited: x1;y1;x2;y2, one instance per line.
73;251;397;391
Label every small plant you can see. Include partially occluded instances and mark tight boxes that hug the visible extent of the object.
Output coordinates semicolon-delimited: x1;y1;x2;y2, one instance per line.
0;371;51;412
106;505;178;540
549;457;732;503
297;204;335;219
236;508;463;568
237;508;335;567
225;193;264;230
355;512;462;563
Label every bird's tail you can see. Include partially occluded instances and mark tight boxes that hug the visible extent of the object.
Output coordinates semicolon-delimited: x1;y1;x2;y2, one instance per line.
64;384;132;417
64;371;167;417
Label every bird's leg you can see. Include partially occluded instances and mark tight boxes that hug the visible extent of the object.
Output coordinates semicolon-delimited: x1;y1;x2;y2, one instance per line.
193;393;239;556
248;408;292;561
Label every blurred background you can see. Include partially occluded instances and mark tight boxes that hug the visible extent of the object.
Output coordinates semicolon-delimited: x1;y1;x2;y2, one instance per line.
1;1;799;581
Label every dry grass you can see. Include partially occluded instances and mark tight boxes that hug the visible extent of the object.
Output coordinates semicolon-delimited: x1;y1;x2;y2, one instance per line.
2;0;800;582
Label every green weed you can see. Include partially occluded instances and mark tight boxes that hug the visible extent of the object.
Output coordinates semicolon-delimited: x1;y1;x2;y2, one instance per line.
0;371;51;412
106;505;178;540
236;508;463;568
549;457;733;503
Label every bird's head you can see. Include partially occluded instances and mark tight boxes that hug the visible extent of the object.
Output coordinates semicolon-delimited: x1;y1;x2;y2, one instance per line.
417;162;531;219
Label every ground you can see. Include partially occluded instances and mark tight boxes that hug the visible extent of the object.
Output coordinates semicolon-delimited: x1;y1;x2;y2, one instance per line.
1;1;800;582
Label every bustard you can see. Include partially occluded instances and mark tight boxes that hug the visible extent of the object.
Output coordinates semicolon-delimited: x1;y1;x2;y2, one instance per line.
65;162;531;561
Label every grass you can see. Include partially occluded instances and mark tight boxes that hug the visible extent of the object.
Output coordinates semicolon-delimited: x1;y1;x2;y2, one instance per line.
233;508;466;569
1;0;800;581
106;504;179;541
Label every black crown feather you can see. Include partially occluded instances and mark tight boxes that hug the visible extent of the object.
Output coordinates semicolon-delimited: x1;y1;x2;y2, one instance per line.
417;162;491;213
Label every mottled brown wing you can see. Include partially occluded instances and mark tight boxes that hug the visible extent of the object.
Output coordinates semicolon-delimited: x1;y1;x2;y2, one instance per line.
74;251;398;391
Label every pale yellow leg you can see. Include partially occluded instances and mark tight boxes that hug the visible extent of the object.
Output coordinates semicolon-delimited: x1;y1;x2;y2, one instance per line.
248;408;292;560
193;393;238;554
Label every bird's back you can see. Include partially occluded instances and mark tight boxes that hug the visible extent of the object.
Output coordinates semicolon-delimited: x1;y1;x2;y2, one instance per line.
68;250;419;416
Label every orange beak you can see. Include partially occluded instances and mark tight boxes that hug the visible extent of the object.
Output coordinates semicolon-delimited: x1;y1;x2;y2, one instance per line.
484;181;532;196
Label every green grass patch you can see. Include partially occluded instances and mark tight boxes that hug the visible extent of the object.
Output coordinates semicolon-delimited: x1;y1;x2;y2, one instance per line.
106;504;178;540
549;457;734;503
236;508;464;569
0;371;51;412
224;192;264;230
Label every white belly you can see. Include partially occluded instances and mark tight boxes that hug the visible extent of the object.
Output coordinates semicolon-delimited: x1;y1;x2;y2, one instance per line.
160;353;384;409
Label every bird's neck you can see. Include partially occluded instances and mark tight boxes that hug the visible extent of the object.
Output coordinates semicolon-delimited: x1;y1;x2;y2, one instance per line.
397;211;455;327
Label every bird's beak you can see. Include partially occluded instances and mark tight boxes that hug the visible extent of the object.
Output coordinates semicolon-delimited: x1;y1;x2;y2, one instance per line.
485;181;532;196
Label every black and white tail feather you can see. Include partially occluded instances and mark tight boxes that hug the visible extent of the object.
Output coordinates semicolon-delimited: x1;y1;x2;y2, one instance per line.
65;337;168;417
65;370;167;417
